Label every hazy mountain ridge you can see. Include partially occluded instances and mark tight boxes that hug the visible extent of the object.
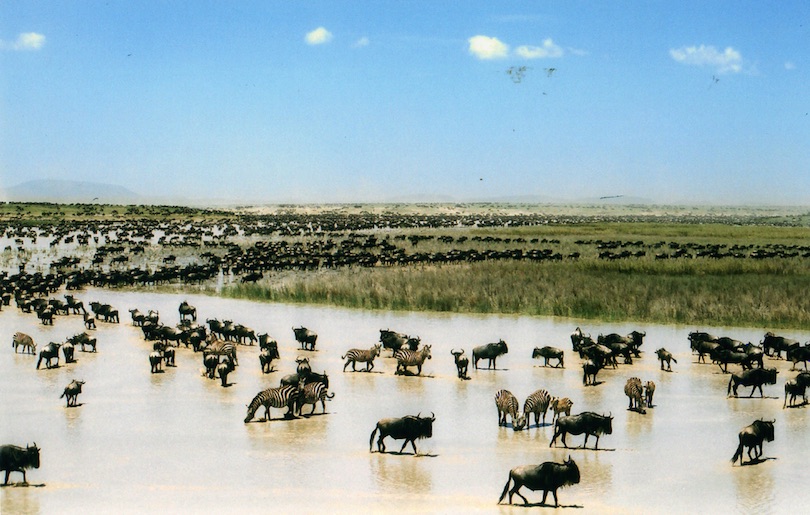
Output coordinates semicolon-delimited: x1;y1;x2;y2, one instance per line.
1;179;141;204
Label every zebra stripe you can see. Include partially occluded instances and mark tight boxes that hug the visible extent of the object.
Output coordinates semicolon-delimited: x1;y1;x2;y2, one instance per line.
244;385;297;423
12;332;36;354
204;339;238;366
624;377;644;411
523;389;552;427
297;381;335;415
342;344;381;372
394;345;432;375
495;389;526;430
550;397;573;422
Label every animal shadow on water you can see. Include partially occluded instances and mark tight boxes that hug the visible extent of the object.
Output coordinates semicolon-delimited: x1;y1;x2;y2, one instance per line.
394;370;435;378
739;457;777;467
521;502;583;509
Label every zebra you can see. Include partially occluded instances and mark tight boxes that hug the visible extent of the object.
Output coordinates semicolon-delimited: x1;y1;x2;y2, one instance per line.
296;381;335;416
394;345;432;375
342;344;382;372
244;386;298;423
624;377;645;413
12;332;36;355
495;389;527;431
549;397;573;423
523;389;552;427
203;338;238;366
644;381;656;408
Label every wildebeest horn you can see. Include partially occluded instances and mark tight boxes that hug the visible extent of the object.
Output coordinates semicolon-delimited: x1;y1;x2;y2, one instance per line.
430;412;435;420
416;412;422;418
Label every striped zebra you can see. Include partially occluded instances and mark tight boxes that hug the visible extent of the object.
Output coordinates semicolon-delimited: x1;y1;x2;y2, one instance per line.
624;377;645;412
203;338;238;366
644;381;656;408
395;345;432;376
12;332;36;355
495;389;527;431
244;386;298;423
523;389;552;427
296;381;335;416
549;397;573;423
342;344;382;372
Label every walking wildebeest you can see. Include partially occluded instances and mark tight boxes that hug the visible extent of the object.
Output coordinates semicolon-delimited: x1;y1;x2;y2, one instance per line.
727;367;778;398
498;457;580;507
655;347;677;371
0;443;40;485
60;379;85;407
549;412;613;450
450;349;470;379
731;419;775;465
36;342;61;369
473;339;508;369
783;374;810;408
532;346;564;368
292;326;317;351
369;413;435;454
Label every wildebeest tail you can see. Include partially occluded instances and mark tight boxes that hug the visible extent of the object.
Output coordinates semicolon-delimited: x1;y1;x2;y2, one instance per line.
731;440;744;463
369;425;379;452
497;471;513;504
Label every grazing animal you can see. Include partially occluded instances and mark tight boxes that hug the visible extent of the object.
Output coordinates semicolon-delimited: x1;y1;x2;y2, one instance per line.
550;412;613;450
292;326;318;351
296;381;334;415
450;349;470;380
369;413;435;454
655;348;677;371
178;300;197;321
727;367;778;398
523;389;552;427
83;312;96;329
498;457;580;507
582;359;601;386
342;344;382;372
0;444;40;485
12;332;36;354
549;397;573;423
644;381;656;407
36;342;61;369
532;346;564;368
731;419;775;465
244;386;298;423
394;345;432;375
60;379;85;407
624;377;645;413
149;352;163;373
495;389;527;431
473;340;508;369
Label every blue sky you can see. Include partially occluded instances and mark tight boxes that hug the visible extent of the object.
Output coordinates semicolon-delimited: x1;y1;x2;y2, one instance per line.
1;1;808;204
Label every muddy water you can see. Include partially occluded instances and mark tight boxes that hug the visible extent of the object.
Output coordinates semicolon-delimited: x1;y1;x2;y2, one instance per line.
1;289;808;514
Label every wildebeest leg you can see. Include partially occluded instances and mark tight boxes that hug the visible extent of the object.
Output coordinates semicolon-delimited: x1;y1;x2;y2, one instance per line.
512;483;529;505
593;433;600;450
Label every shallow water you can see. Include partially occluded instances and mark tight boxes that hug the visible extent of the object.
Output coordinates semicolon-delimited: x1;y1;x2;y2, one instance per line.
1;289;808;514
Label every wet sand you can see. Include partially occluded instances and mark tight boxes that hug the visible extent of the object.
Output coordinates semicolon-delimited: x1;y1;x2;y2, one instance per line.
2;289;808;514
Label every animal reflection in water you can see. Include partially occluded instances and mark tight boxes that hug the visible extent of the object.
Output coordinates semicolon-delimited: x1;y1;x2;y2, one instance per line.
369;413;435;455
498;457;580;507
731;419;775;465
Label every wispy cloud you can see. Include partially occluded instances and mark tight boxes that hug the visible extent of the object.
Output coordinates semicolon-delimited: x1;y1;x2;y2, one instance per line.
785;61;796;70
669;44;743;73
353;37;369;48
0;32;46;51
515;38;563;59
468;35;509;60
305;27;333;46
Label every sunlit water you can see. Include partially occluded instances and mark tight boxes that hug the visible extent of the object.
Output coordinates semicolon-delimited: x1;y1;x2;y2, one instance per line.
1;289;808;514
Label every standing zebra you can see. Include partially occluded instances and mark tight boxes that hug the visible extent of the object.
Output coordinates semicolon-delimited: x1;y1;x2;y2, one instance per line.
549;397;573;423
644;381;656;407
12;332;36;354
394;345;432;376
296;381;335;416
244;386;298;423
342;344;382;372
203;338;238;366
495;389;527;431
523;389;552;427
624;377;645;413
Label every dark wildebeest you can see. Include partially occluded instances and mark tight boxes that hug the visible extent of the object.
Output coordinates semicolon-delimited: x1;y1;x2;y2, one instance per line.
582;359;601;386
217;359;235;387
532;346;564;368
0;444;40;485
727;367;778;398
150;352;164;374
761;332;799;359
369;413;435;454
787;344;810;371
549;412;613;450
60;379;85;407
655;348;677;371
450;349;470;379
259;341;280;374
36;342;61;369
379;329;419;354
292;326;317;351
473;339;508;369
731;419;775;465
498;456;580;507
570;327;592;352
62;342;75;364
178;300;197;322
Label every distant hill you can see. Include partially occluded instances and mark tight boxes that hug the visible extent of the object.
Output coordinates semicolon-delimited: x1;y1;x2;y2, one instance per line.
0;179;141;204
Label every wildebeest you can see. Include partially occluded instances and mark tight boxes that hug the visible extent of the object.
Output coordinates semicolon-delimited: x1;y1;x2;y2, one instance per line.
342;344;382;372
582;359;601;386
379;329;419;354
450;349;470;379
0;444;40;485
36;342;61;369
731;419;775;465
217;359;235;387
644;380;656;408
369;413;435;454
783;374;810;408
178;300;197;322
259;343;280;374
532;346;564;368
60;379;85;407
550;412;613;450
149;351;163;374
787;344;810;371
727;367;778;398
12;332;36;354
498;456;580;507
655;348;677;371
473;339;508;369
62;342;75;363
89;301;119;323
292;326;318;351
761;332;799;359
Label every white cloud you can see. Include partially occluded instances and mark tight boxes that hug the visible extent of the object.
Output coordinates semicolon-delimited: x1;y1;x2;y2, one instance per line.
785;61;796;70
669;44;743;73
0;32;46;51
468;35;509;60
353;37;369;48
515;38;563;59
305;27;333;45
